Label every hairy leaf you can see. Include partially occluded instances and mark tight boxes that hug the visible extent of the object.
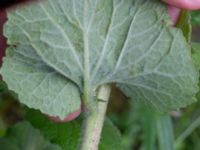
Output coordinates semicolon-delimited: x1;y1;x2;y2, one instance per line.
0;121;61;150
1;46;81;119
1;0;198;117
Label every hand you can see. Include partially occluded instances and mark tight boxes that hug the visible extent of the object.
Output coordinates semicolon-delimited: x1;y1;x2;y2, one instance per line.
48;108;82;123
163;0;200;10
163;0;200;25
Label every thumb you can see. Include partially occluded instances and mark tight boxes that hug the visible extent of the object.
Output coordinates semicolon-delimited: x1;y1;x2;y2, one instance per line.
167;5;181;25
163;0;200;10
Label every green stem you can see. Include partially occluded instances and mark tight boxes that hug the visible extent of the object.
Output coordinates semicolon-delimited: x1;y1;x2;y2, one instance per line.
156;113;175;150
80;85;111;150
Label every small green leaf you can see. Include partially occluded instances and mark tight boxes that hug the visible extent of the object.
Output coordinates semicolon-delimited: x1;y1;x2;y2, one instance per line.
191;11;200;26
0;121;61;150
1;0;198;118
25;109;81;150
99;119;123;150
25;109;123;150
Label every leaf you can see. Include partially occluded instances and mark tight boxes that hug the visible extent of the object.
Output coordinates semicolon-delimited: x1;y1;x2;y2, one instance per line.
99;119;123;150
176;10;191;43
25;109;81;150
192;43;200;69
191;11;200;26
0;121;61;150
25;109;123;150
1;0;198;118
1;46;81;119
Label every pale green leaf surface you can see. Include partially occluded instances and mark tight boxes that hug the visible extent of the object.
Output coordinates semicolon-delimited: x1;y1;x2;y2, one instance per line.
1;0;198;117
1;46;81;119
0;121;61;150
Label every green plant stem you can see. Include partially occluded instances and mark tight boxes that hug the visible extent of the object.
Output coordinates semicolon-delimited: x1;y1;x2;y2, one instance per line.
175;115;200;147
80;85;111;150
156;113;174;150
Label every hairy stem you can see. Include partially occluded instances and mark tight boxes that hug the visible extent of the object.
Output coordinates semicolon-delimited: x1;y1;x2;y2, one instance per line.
80;85;111;150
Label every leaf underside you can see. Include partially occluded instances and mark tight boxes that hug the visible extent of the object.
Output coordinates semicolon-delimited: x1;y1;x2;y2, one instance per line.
1;0;198;118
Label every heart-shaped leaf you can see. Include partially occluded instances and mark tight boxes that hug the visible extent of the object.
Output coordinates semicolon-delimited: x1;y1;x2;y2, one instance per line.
1;0;198;118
